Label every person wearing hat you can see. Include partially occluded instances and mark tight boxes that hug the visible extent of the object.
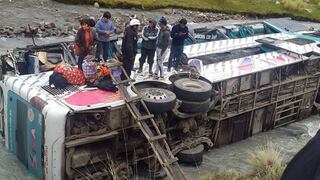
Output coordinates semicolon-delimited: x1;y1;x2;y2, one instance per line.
95;11;115;61
121;19;140;80
138;19;160;75
124;14;137;28
168;18;188;71
153;17;171;80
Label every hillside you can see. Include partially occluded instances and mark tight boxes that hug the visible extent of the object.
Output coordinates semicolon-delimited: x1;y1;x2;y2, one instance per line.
55;0;320;21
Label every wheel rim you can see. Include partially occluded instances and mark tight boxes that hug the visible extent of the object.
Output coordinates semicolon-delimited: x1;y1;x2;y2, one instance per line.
143;88;167;100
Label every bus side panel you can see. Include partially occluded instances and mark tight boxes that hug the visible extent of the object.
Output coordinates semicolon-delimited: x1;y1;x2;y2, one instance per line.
7;90;43;177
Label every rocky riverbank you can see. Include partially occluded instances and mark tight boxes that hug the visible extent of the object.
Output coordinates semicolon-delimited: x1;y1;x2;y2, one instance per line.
0;0;249;38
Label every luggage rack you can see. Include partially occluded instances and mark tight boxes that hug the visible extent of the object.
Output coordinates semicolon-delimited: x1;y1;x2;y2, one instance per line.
106;61;187;180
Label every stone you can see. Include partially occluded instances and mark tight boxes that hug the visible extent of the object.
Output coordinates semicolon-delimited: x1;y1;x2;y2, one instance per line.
304;8;312;13
93;2;100;8
67;25;73;31
40;25;45;31
13;28;24;35
43;22;55;29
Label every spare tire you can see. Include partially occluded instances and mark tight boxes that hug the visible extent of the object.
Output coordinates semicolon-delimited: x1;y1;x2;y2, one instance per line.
178;98;211;113
180;53;188;65
140;88;176;114
177;144;204;166
174;78;212;101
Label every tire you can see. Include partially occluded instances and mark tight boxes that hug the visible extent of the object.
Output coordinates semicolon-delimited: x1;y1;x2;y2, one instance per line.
140;88;176;114
178;98;211;113
132;81;172;92
174;78;212;102
177;144;204;166
180;53;188;65
169;73;212;85
0;88;4;138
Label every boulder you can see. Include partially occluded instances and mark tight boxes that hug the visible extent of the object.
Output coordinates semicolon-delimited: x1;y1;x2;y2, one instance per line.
93;2;100;8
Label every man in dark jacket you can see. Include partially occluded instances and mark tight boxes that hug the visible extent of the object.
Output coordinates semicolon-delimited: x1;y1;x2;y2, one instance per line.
138;19;159;75
281;129;320;180
153;17;170;79
74;19;97;70
168;18;188;71
121;19;140;80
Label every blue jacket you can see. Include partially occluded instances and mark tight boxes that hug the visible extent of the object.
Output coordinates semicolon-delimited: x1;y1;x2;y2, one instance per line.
171;24;188;46
95;17;114;42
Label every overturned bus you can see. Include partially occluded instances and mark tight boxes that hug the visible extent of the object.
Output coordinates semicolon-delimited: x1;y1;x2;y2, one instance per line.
1;25;320;180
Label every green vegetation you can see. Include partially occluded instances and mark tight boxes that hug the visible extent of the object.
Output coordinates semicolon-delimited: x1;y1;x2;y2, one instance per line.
55;0;320;21
200;143;286;180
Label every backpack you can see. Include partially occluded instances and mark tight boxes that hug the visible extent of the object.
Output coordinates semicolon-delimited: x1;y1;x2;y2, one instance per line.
49;72;69;89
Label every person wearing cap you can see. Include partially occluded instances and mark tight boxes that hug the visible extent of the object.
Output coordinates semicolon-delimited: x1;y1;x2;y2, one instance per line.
138;19;160;75
74;19;97;70
125;14;137;28
121;19;140;80
95;11;115;61
153;17;171;80
168;18;188;71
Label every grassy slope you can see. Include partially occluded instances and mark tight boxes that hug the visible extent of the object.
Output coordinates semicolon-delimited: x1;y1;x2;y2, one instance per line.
56;0;320;21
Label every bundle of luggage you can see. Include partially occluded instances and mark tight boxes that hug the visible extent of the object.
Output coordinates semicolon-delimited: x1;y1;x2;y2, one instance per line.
49;55;118;92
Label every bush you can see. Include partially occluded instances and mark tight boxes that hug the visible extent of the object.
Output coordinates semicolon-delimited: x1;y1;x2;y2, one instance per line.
247;142;285;180
200;142;286;180
281;0;307;11
200;170;245;180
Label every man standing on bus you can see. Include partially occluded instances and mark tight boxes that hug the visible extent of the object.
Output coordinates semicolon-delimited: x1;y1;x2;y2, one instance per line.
95;11;114;61
121;19;140;80
168;18;188;72
138;19;159;75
